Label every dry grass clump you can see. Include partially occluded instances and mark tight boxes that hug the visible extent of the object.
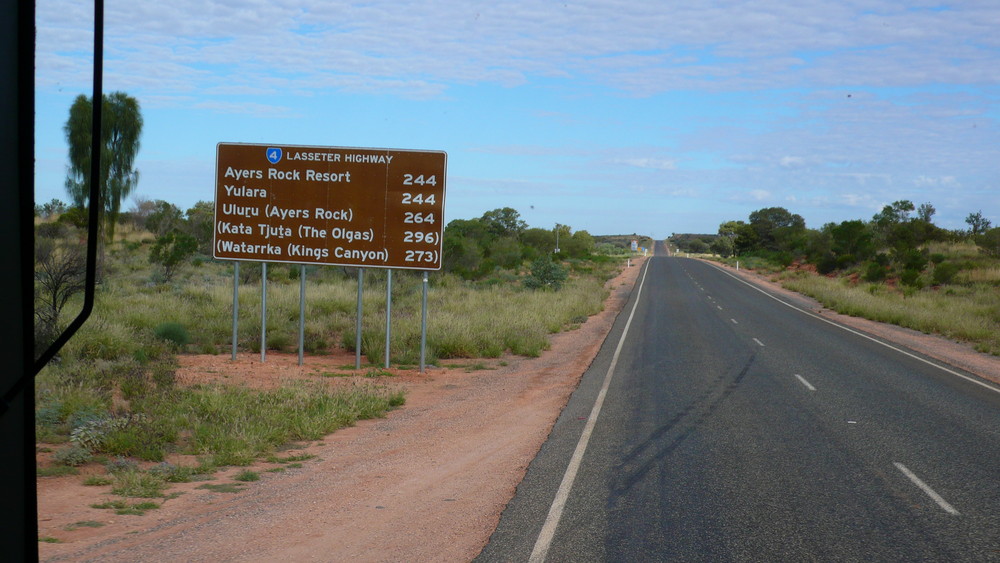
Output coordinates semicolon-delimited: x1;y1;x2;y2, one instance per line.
781;274;1000;356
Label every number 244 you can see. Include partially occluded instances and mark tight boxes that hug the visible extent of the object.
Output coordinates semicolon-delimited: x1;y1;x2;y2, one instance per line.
403;174;437;186
401;193;436;205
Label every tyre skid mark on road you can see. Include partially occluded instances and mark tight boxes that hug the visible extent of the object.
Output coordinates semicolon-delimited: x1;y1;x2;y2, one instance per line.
607;351;758;503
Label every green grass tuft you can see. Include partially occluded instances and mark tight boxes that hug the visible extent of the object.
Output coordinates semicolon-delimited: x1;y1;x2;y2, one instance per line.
64;521;105;531
83;475;113;486
233;470;260;482
37;466;79;477
196;483;245;493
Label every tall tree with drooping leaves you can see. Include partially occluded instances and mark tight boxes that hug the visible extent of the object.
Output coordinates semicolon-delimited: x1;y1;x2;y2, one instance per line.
64;91;144;242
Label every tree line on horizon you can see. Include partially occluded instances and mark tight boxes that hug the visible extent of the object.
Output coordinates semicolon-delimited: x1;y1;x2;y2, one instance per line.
672;202;999;285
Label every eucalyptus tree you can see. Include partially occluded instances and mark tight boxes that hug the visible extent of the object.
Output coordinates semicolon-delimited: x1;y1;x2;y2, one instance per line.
64;91;143;242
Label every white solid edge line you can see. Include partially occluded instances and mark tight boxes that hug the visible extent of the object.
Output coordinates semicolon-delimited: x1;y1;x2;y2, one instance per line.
893;462;960;515
528;260;651;563
794;373;817;391
704;262;1000;396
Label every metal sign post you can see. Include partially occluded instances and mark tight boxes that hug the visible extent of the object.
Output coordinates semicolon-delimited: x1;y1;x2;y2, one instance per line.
298;264;306;366
231;262;239;360
356;268;364;370
260;262;267;363
420;271;429;373
385;269;393;369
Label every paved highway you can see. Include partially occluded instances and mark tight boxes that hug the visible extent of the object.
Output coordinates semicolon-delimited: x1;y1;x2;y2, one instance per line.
478;242;1000;562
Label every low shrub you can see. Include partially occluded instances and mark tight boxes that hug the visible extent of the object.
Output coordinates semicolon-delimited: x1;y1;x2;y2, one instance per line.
862;262;887;283
111;470;167;498
932;262;961;285
154;322;190;347
900;268;924;288
104;457;140;474
233;470;260;482
52;445;93;467
523;257;568;290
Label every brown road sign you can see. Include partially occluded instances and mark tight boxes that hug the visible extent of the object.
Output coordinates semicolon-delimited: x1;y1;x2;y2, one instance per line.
214;143;447;270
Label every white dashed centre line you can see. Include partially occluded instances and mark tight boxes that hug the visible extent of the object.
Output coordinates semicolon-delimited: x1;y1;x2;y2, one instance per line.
794;374;817;391
894;462;960;516
753;338;765;347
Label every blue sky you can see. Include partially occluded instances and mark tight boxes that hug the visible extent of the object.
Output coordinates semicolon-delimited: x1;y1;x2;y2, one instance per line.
34;1;1000;238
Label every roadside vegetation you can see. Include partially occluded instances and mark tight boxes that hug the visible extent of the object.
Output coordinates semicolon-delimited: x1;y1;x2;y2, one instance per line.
34;199;641;522
670;203;1000;356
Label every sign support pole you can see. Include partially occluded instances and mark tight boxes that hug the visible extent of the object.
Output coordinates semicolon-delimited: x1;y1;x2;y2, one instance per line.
298;265;306;366
261;262;267;363
420;271;428;373
384;269;393;369
355;268;363;370
231;262;239;360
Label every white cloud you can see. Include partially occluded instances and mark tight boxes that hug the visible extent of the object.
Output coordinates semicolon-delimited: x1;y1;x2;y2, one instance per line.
611;157;677;170
914;175;960;188
38;0;1000;99
192;101;297;117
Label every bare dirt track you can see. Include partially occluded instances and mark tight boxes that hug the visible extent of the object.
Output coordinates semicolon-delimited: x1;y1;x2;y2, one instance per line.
38;257;648;562
37;254;999;562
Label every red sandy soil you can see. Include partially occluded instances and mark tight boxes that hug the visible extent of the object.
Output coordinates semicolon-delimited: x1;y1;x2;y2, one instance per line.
37;258;647;562
37;255;998;561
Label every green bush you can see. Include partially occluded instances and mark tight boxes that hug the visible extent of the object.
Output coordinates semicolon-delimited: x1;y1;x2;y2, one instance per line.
105;457;140;474
52;445;93;467
103;425;170;462
523;257;568;290
900;268;924;289
149;230;198;280
154;322;191;347
863;262;887;282
814;253;838;275
932;262;961;285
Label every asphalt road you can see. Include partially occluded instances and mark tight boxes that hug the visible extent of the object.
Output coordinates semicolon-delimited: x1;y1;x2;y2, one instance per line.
477;244;1000;562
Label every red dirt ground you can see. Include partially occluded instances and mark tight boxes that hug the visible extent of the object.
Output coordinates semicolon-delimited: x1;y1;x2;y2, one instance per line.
37;258;647;562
